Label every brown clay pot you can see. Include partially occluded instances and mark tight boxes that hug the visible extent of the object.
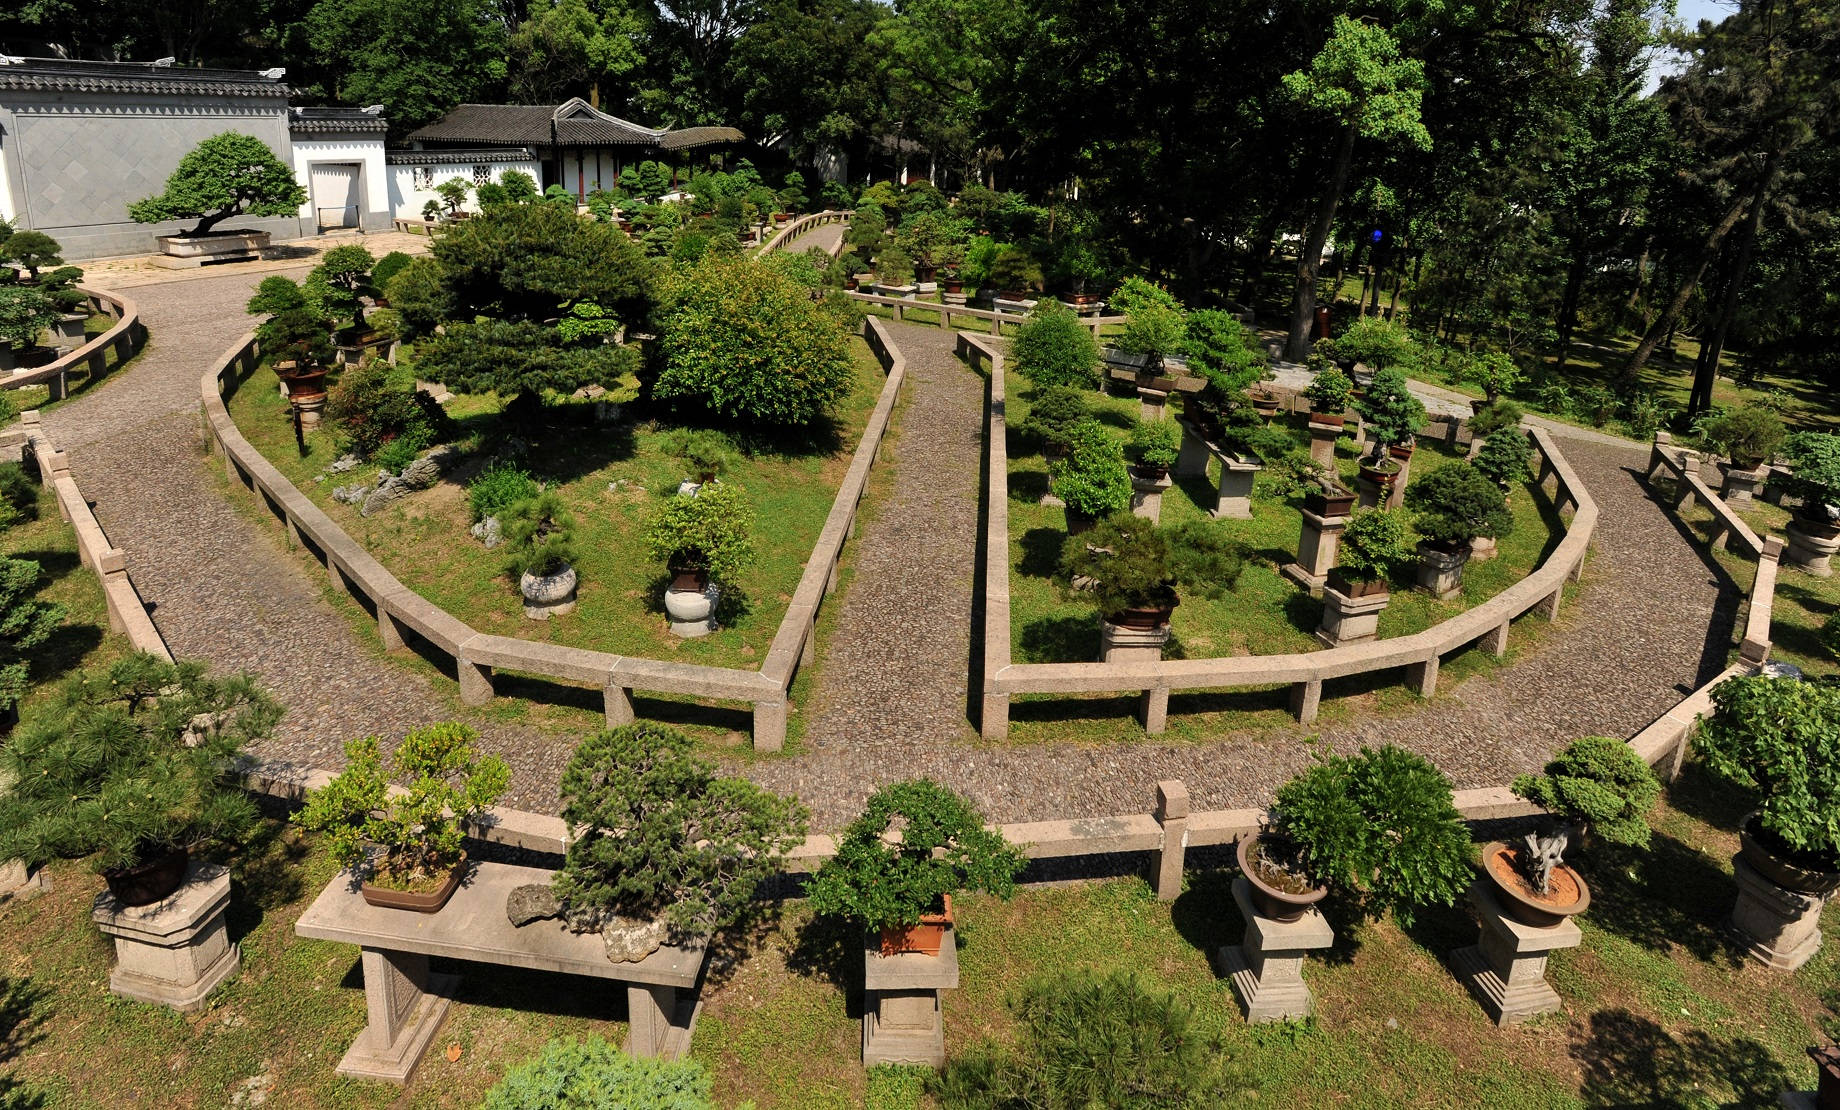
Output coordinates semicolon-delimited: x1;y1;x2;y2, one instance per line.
1359;460;1401;488
1388;442;1416;463
1309;411;1345;428
669;567;711;594
103;846;190;907
1482;842;1589;927
879;894;953;957
361;853;468;913
1740;812;1840;895
1237;833;1327;923
943;278;965;294
1325;569;1389;598
1305;489;1357;518
1133;463;1170;482
1113;604;1175;630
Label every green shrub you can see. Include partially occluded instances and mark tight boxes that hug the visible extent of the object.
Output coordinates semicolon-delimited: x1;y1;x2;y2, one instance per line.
1472;429;1533;488
1116;303;1187;372
0;285;63;350
1623;391;1670;440
655;255;855;428
1575;385;1618;427
1129;419;1182;471
1354;367;1425;452
1511;736;1659;892
643;481;755;581
807;779;1027;930
467;462;538;523
1021;386;1089;457
1696;675;1840;866
987;246;1042;292
1822;611;1840;660
875;245;914;285
1013;301;1100;389
1404;461;1513;546
1781;432;1840;510
369;250;413;293
298;722;508;890
1702;405;1786;466
1059;514;1243;621
324;359;451;461
0;461;39;527
1329;315;1415;372
246;275;313;319
934;971;1231;1109
960;236;1001;286
372;437;420;473
1271;745;1472;926
1460;350;1522;403
0;556;58;711
1337;507;1414;581
1536;380;1573;417
552;723;807;938
1182;309;1266;389
1466;399;1524;439
483;1034;715;1110
502;490;578;578
1049;420;1132;518
1106;276;1182;319
656;428;737;483
1304;365;1353;413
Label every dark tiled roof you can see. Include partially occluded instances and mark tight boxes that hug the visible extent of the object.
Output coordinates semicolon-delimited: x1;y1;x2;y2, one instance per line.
407;104;562;146
659;125;746;150
290;106;388;133
386;147;535;165
407;100;743;151
0;56;290;98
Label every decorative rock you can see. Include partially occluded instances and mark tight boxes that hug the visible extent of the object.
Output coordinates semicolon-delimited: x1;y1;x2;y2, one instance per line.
360;477;409;517
328;454;362;474
505;883;562;927
469;516;501;549
332;481;371;504
603;916;668;963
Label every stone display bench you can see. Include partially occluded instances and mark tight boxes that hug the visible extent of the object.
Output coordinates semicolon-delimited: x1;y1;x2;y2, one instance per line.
296;860;707;1084
91;861;239;1012
1216;877;1334;1022
1172;418;1262;519
1449;878;1581;1026
862;931;959;1067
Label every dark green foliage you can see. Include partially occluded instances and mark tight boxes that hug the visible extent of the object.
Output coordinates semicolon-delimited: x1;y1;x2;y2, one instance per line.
1049;420;1131;518
1404;461;1513;546
643;482;755;581
987;246;1043;292
0;462;39;529
1701;405;1786;464
1327;316;1416;372
0;231;63;282
1059;514;1244;620
501;490;578;578
369;251;413;294
466;462;539;523
383;258;452;340
1107;277;1182;319
259;308;335;369
1129;419;1181;470
1012;301;1100;388
1020;386;1089;456
934;972;1232;1109
846;205;887;258
422;318;641;405
1116;303;1187;370
655;428;737;482
654;255;854;428
1822;611;1840;660
1781;432;1840;509
0;655;276;871
0;557;60;712
245;275;313;319
126;132;307;237
807;779;1026;930
301;0;508;134
1459;350;1522;402
1355;367;1426;451
323;360;453;461
371;437;421;474
876;245;915;285
0;286;62;351
432;202;653;328
299;722;509;889
1473;429;1533;488
1337;507;1414;580
307;243;376;327
1304;366;1353;413
1271;745;1473;926
552;724;807;938
1466;400;1525;439
1183;309;1266;389
484;1035;715;1109
1696;675;1840;864
1513;736;1659;850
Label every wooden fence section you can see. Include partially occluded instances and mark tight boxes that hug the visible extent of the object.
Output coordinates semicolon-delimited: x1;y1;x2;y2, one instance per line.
3;287;145;400
199;316;909;750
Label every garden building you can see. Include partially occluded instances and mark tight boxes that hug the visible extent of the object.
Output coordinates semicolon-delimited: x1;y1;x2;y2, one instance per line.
287;106;391;234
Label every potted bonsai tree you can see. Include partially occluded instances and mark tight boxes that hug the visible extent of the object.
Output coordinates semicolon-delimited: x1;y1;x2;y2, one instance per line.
300;722;511;913
1243;745;1471;925
1116;302;1188;384
875;245;916;297
1020;385;1089;461
1304;364;1354;428
1404;461;1513;593
988;246;1044;302
1129;419;1182;480
261;307;337;406
1491;736;1660;927
1059;515;1244;640
1318;507;1414;646
1355;367;1427;486
127;131;307;260
1050;419;1132;533
1702;405;1786;471
644;481;756;637
422;199;442;223
0;655;278;906
1012;300;1102;390
1472;428;1533;493
1460;350;1522;409
500;491;579;620
806;779;1028;956
542;723;808;961
435;177;472;218
1779;432;1840;574
1466;399;1524;445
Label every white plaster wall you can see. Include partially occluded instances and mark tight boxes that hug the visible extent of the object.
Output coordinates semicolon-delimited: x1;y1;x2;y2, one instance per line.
386;159;543;218
291;136;388;220
0;144;14;226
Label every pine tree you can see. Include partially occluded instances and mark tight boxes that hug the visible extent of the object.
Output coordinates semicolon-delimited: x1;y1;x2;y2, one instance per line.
0;558;61;714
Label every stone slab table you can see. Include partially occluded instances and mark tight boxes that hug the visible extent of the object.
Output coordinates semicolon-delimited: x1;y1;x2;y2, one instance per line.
862;930;959;1068
1216;877;1334;1023
1449;878;1581;1026
91;861;238;1013
296;859;707;1084
1173;418;1263;519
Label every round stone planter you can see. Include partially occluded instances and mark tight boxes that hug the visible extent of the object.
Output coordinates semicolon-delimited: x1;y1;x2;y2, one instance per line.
519;563;578;620
1785;515;1840;577
1415;541;1469;599
664;571;716;637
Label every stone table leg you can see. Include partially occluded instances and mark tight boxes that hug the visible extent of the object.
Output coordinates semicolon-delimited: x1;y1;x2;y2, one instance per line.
1730;855;1829;971
626;983;700;1060
336;948;458;1084
1174;423;1210;478
1216;877;1335;1023
1449;879;1582;1025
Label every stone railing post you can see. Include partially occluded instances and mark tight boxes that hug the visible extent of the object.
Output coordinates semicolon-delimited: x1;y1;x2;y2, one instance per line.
1150;781;1189;901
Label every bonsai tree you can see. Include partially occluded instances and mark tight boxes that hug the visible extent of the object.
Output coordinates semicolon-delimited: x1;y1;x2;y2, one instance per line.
876;245;915;287
1473;428;1533;488
1106;276;1182;319
261;307;336;370
1059;514;1244;623
422;199;443;221
1695;674;1840;872
1702;405;1786;469
1781;432;1840;518
1021;385;1089;458
1355;367;1427;460
1184;309;1267;389
1013;300;1101;389
1116;302;1188;378
1304;365;1354;416
1460;350;1522;404
1329;315;1416;373
643;481;756;585
300;722;510;892
896;209;965;273
1336;507;1415;586
127;131;307;238
434;178;472;216
0;556;62;713
845;205;887;261
1467;399;1525;439
778;170;808;214
502;491;578;579
1050;419;1133;522
305;244;377;329
551;723;808;939
1129;419;1182;474
657;428;736;484
0;655;277;889
0;230;65;283
1270;744;1472;925
0;286;62;353
806;779;1027;931
988;246;1043;294
1511;736;1659;894
1404;461;1513;550
246;274;313;319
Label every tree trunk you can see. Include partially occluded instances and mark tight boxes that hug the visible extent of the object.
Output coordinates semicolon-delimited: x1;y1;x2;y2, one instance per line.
1688;155;1777;418
1621;183;1756;384
1239;213;1281;308
1553;246;1588;372
1620;235;1652;331
1286;124;1359;362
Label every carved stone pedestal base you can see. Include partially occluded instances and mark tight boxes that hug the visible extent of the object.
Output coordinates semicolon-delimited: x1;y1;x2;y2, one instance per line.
1730;855;1830;971
1449;879;1581;1026
862;931;958;1068
1216;877;1334;1023
91;862;239;1013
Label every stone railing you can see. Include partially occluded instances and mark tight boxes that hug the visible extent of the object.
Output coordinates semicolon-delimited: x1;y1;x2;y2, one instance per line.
1;412;170;660
757;209;852;257
199;316;909;751
848;291;1125;339
3;286;145;401
976;350;1598;740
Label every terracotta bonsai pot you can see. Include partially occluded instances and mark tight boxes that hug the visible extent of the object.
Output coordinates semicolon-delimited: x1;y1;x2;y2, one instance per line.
361;853;468;913
1251;393;1281;418
1325;569;1389;599
1739;812;1840;895
103;846;190;907
1309;410;1345;428
1388;442;1416;463
1064;291;1100;306
1133;463;1171;482
1113;604;1175;630
1064;507;1097;536
943;278;965;294
1237;833;1327;923
1359;460;1401;487
1305;488;1357;518
1482;842;1589;927
669;567;710;594
280;366;329;403
879;894;953;957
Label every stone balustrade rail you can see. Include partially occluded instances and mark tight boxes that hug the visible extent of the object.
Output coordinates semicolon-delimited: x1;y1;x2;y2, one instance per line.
3;286;146;400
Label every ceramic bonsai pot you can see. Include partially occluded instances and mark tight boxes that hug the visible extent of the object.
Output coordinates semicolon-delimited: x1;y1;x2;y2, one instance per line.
1481;841;1590;928
103;847;191;907
1325;569;1389;599
1388;442;1416;464
360;853;468;913
1305;488;1357;518
1359;460;1401;488
1739;812;1840;895
1113;603;1176;631
664;567;715;636
1237;833;1327;923
1251;392;1282;418
879;894;953;957
1309;410;1345;429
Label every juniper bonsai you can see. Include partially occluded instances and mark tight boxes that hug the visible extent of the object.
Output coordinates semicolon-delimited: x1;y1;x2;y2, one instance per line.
127;132;307;237
1355;367;1426;457
1511;736;1659;894
1472;428;1533;488
1405;461;1513;548
502;491;579;579
1021;386;1090;457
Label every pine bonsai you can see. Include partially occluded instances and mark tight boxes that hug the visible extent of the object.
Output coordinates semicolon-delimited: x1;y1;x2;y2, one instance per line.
1473;429;1533;488
502;491;579;579
1702;405;1786;468
551;723;808;938
1460;350;1522;403
306;244;378;329
0;556;62;712
1405;460;1513;549
1511;736;1659;894
127;132;307;238
1355;367;1427;457
1466;399;1524;439
1059;514;1243;621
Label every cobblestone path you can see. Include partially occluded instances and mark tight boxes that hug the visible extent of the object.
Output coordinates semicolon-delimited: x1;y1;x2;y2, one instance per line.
776;222;845;256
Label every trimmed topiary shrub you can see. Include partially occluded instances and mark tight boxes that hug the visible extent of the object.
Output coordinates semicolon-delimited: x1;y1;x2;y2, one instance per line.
1405;461;1513;547
483;1034;715;1110
1050;420;1132;519
1182;309;1266;389
1327;315;1415;373
1013;301;1101;389
1337;507;1415;582
1701;405;1786;467
1129;419;1182;471
1020;386;1089;457
369;251;413;295
501;491;578;578
644;482;756;582
1304;365;1353;414
1355;367;1426;454
1460;350;1522;403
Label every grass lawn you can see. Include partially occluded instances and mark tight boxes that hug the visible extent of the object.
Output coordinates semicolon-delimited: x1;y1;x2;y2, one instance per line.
6;764;1826;1108
222;340;889;672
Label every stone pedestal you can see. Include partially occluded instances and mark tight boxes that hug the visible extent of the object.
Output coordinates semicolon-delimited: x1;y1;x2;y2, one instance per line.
1729;855;1830;971
337;947;459;1083
1100;619;1170;664
1138;386;1170;423
1283;509;1351;592
1449;879;1581;1026
1785;521;1839;577
1356;473;1389;509
1469;535;1498;562
1317;585;1388;647
1415;543;1468;600
1307;420;1342;468
1214;455;1263;519
1216;877;1334;1023
1386;455;1412;510
90;861;239;1012
1131;471;1173;523
1175;424;1211;478
862;930;958;1068
1719;462;1770;507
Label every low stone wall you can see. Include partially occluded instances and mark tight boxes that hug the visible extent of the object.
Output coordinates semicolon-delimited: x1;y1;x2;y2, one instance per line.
198;317;909;751
848;291;1124;339
976;346;1598;740
3;286;146;400
757;210;851;257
